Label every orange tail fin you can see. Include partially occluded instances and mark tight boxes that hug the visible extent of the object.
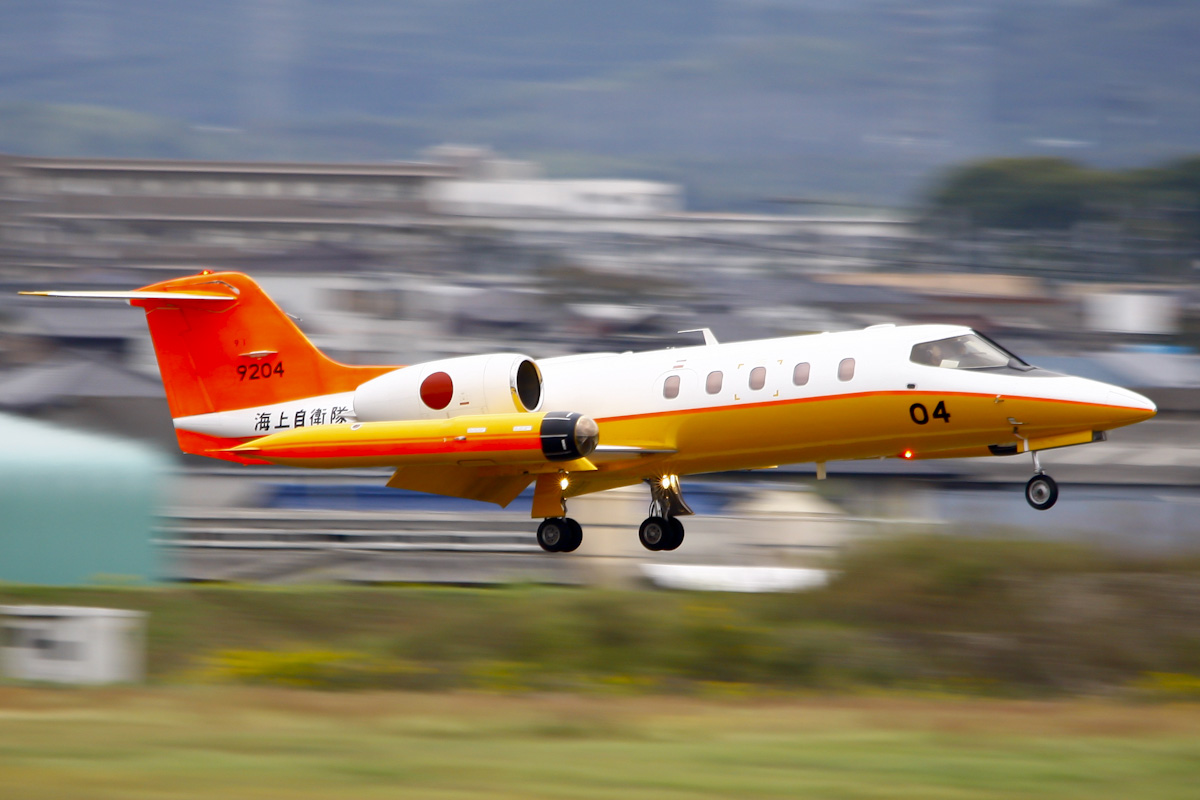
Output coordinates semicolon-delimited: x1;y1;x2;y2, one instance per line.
130;271;395;419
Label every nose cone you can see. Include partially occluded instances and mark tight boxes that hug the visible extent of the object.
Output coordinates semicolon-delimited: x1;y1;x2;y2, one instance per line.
1103;387;1157;428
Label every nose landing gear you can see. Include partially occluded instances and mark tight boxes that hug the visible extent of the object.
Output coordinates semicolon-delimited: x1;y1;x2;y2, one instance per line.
533;471;583;553
639;474;691;551
1024;450;1058;511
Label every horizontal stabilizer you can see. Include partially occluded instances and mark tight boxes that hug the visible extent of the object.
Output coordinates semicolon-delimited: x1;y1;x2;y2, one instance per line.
19;290;237;301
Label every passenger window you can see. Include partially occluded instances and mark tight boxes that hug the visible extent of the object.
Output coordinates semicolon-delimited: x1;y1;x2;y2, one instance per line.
792;362;810;386
706;371;723;394
663;374;681;399
838;358;855;382
749;366;766;390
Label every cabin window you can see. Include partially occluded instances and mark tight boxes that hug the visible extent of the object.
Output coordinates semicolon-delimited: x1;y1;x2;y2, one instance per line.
663;374;681;399
792;362;810;386
706;371;723;394
838;358;855;382
749;366;766;390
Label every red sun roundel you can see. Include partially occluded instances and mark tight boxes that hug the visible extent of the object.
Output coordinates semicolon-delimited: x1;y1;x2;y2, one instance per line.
420;371;454;410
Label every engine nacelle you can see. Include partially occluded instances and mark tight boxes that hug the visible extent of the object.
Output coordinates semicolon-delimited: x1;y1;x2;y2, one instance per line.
354;353;543;422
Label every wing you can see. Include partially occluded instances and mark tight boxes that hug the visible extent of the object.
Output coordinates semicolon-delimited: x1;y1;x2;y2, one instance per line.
386;466;535;507
384;442;677;510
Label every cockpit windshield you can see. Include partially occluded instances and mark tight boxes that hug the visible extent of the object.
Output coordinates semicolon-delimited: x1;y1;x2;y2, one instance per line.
910;333;1032;371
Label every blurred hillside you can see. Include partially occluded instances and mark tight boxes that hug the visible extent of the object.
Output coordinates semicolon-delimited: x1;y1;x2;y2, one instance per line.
3;0;1200;208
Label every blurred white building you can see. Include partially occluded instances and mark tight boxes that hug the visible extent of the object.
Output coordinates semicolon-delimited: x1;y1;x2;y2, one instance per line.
1;606;146;685
427;178;682;218
422;144;682;218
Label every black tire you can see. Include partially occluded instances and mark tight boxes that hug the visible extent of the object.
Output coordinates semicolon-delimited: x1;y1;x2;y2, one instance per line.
559;518;583;553
639;516;670;551
1025;474;1059;511
661;517;685;551
537;518;568;552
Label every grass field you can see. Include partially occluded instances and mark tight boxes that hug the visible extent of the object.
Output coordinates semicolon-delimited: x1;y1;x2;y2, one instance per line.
3;538;1200;796
1;688;1199;799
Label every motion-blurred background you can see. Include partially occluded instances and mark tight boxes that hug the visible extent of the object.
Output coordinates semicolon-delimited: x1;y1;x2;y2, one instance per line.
1;0;1199;587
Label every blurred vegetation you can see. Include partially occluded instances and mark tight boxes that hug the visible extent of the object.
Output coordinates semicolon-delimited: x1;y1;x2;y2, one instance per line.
929;158;1108;230
2;536;1199;696
928;155;1200;237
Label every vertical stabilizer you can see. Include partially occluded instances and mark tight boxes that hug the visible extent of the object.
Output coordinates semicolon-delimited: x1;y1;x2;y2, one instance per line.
128;271;395;419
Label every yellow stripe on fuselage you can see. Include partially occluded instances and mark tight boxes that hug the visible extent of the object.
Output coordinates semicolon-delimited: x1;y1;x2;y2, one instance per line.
591;389;1151;477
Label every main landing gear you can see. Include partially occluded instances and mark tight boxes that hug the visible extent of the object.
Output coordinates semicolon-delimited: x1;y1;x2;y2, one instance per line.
534;473;694;554
537;516;582;553
638;474;692;552
1024;450;1058;511
638;515;685;551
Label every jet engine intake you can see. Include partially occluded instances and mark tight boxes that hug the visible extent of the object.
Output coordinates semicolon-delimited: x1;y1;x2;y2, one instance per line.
540;411;600;461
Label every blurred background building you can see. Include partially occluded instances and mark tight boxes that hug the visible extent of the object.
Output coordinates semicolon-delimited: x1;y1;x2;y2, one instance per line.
1;1;1198;585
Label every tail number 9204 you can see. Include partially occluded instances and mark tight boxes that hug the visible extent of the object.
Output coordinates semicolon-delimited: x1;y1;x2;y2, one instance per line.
237;362;285;381
910;401;950;425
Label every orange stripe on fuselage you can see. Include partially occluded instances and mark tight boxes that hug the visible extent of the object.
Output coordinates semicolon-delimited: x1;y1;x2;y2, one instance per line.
247;432;542;461
174;429;268;465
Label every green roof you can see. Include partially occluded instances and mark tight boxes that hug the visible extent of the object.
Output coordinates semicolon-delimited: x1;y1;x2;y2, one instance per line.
0;414;169;585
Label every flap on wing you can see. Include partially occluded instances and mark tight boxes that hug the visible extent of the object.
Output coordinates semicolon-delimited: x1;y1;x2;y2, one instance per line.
588;443;676;465
386;466;534;508
563;473;646;498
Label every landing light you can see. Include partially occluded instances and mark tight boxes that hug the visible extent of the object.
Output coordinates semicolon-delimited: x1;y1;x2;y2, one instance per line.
559;475;570;491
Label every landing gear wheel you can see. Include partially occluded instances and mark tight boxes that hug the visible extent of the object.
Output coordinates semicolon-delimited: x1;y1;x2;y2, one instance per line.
538;518;567;552
1025;474;1058;511
638;516;670;551
538;517;583;553
559;518;583;553
661;517;685;551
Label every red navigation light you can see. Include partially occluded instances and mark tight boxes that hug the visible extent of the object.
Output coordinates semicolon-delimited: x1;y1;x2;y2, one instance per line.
902;449;914;460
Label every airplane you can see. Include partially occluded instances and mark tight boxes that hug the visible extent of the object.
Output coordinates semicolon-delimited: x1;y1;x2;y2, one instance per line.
23;270;1157;553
